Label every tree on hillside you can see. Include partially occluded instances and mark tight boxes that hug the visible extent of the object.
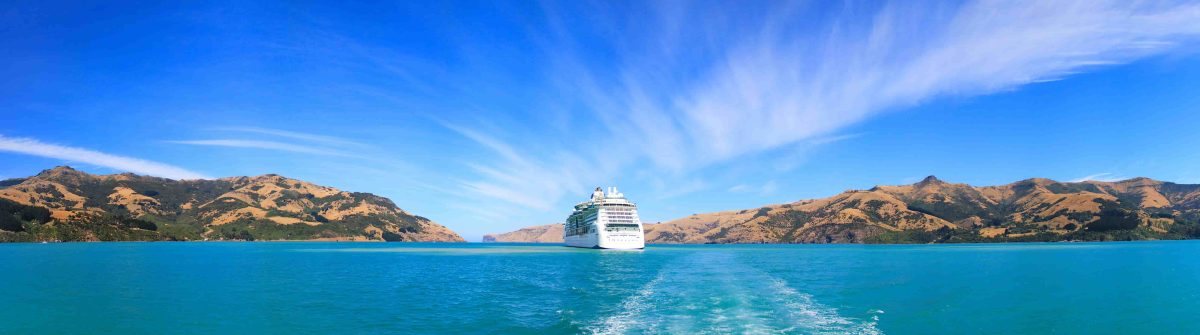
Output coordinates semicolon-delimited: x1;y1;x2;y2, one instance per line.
0;214;25;232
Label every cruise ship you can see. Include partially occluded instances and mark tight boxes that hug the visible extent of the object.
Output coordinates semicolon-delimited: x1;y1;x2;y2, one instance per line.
564;187;645;249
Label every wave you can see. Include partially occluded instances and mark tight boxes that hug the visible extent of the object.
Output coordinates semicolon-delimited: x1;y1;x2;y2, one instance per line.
591;269;668;335
763;278;882;335
585;253;882;334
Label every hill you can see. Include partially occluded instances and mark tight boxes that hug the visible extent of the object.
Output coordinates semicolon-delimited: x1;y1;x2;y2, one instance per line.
492;176;1200;244
0;166;463;242
482;223;564;242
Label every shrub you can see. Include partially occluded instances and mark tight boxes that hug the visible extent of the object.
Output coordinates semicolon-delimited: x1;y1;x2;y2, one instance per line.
1150;212;1174;219
18;206;51;223
1085;208;1141;232
310;211;329;223
129;218;158;231
382;231;404;242
752;207;771;219
0;214;24;232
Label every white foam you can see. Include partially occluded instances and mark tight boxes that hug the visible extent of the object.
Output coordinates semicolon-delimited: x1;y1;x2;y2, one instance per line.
586;254;883;335
763;277;882;335
591;270;667;335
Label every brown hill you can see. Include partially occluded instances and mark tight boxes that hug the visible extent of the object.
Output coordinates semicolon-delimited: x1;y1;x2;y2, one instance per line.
494;176;1200;244
482;223;563;242
0;166;463;242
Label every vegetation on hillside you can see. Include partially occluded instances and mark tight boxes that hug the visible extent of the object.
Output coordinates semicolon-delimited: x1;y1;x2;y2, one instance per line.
0;166;463;242
0;203;165;242
629;176;1200;244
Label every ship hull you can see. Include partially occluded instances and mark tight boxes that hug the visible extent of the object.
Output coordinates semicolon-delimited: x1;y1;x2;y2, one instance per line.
565;231;644;249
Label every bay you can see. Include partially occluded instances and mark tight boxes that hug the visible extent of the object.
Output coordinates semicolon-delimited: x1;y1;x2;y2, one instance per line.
2;241;1197;334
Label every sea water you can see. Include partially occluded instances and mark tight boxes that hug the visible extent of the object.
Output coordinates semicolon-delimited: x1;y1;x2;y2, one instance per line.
1;241;1197;334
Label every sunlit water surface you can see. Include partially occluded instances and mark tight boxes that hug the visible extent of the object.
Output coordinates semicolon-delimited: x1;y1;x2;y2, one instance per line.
2;241;1197;334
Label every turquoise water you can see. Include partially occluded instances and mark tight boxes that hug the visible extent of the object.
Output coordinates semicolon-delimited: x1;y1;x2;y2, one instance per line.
2;241;1198;334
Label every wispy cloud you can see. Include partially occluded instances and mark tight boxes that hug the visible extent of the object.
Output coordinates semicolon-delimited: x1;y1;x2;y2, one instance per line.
452;0;1200;209
442;122;586;211
729;180;779;196
212;126;370;148
728;184;751;193
1071;173;1128;182
168;139;356;157
167;127;442;205
640;0;1200;166
0;135;210;179
808;133;863;146
170;127;371;158
774;133;865;172
652;178;708;200
760;180;779;196
344;1;1200;228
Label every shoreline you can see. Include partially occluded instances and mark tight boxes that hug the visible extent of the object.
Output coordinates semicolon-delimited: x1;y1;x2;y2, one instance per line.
6;239;1191;246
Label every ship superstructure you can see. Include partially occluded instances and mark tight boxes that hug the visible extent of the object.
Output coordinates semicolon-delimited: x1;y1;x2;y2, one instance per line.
564;187;645;249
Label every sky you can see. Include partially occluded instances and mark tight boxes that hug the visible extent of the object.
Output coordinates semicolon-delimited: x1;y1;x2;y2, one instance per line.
3;0;1200;241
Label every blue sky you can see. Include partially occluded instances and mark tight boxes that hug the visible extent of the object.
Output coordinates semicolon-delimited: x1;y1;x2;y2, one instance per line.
3;1;1200;241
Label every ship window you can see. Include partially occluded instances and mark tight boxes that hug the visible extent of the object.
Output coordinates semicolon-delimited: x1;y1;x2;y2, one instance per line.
604;223;640;232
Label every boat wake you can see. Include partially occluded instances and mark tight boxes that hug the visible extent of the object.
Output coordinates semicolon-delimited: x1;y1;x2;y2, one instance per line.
592;269;667;335
763;278;882;335
587;253;882;335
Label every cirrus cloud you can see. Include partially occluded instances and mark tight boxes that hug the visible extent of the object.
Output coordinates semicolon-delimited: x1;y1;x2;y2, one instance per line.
0;135;210;180
450;0;1200;211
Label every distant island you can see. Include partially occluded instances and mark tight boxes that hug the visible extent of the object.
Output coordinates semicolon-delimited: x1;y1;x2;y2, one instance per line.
486;176;1200;244
0;166;463;242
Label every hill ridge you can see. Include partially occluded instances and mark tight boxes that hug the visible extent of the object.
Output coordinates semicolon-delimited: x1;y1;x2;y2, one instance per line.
491;176;1200;244
0;166;464;242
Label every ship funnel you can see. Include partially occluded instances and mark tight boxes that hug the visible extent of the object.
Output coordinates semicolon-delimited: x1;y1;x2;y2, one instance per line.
605;186;622;198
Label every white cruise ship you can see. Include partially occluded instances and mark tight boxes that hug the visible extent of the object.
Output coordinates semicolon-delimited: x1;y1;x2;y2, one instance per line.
564;187;645;249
